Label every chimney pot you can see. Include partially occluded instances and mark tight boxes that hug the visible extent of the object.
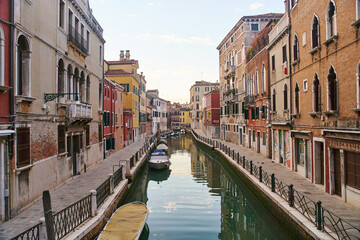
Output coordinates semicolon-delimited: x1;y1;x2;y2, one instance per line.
120;50;125;61
125;50;130;60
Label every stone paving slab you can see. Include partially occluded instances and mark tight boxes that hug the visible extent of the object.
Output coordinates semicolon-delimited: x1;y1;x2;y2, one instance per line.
0;139;148;240
193;129;360;230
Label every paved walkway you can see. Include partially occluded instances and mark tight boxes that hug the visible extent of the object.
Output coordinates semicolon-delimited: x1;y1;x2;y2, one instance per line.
0;139;147;240
193;129;360;231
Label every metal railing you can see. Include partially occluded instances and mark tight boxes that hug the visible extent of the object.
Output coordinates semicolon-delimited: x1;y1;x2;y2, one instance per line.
191;130;360;240
11;223;41;240
96;178;110;208
114;165;123;187
67;25;88;54
53;194;92;239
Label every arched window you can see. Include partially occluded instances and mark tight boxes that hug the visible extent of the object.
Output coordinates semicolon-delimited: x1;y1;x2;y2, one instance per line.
326;1;337;39
79;71;85;102
86;76;90;103
17;35;30;96
327;66;338;111
312;15;320;49
284;84;288;110
242;44;245;62
0;25;4;86
293;34;299;61
57;59;65;102
67;65;73;100
295;83;300;114
313;74;321;112
272;88;276;112
73;68;79;101
261;64;266;93
255;70;258;95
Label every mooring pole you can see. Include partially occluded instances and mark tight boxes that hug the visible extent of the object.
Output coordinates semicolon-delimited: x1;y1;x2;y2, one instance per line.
43;190;55;240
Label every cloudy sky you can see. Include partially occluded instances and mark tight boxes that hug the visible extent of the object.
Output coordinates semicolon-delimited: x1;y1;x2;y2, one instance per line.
89;0;285;103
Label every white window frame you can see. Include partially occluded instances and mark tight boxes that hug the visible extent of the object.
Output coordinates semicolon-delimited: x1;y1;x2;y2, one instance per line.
58;0;66;29
325;0;337;39
303;79;308;92
250;23;259;32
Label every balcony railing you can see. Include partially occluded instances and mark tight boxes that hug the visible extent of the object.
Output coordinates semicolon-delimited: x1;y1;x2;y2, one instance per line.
68;102;92;118
243;95;255;106
269;13;289;44
224;66;236;79
68;24;88;55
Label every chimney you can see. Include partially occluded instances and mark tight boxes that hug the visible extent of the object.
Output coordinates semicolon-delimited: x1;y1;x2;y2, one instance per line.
141;72;143;77
125;50;130;60
284;0;288;12
120;50;124;61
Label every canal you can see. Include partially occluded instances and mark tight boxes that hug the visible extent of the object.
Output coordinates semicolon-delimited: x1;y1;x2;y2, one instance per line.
124;134;293;240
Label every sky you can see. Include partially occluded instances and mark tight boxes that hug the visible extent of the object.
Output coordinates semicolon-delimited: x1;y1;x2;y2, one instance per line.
89;0;285;103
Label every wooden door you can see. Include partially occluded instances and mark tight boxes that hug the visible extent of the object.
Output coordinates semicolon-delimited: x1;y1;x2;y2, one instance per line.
334;149;342;197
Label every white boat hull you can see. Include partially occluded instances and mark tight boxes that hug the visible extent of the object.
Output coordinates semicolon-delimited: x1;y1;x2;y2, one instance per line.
149;156;171;170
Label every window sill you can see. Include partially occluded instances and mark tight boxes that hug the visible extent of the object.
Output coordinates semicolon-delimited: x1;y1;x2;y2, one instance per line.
16;95;36;104
291;113;300;118
322;35;338;46
309;46;321;55
309;112;321;118
323;110;338;117
351;19;360;28
57;152;68;158
86;145;91;149
291;59;300;66
15;163;34;174
352;108;360;114
0;85;11;93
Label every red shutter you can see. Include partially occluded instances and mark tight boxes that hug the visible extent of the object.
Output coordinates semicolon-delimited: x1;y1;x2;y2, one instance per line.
17;127;30;168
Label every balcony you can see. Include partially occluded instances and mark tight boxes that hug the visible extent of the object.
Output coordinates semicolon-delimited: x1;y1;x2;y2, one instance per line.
223;88;237;103
268;13;289;44
68;24;88;56
68;102;92;119
224;66;236;79
243;95;255;107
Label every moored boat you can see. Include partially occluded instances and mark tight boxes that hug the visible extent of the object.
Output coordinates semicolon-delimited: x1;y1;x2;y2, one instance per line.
149;149;171;170
98;201;148;240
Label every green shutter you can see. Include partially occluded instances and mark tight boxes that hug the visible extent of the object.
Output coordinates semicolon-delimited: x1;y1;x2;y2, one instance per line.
242;102;245;113
245;109;249;119
220;107;222;115
112;137;115;150
236;103;238;114
256;107;259;119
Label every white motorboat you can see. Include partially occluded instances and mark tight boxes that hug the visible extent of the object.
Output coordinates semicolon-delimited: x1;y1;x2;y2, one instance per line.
149;149;171;170
180;129;186;134
157;143;168;151
149;155;171;170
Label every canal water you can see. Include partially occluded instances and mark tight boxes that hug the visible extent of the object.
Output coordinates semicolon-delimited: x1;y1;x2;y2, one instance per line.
124;134;292;240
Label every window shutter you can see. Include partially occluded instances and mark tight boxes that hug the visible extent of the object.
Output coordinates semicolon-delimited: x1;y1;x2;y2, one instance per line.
58;125;66;154
17;127;31;168
85;125;90;146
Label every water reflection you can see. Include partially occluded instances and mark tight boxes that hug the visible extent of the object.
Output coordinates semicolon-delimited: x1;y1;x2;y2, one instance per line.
125;134;290;240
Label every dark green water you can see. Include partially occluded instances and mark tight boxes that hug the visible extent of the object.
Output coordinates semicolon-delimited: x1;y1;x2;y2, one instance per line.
125;134;292;240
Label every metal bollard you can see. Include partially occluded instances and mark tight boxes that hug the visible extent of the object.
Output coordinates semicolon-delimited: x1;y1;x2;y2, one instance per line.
259;166;262;182
250;161;253;175
316;201;323;230
271;174;275;192
242;156;246;168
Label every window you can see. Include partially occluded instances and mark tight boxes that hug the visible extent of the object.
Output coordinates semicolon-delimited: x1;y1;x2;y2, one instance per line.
284;84;288;110
17;127;30;168
282;45;287;63
345;151;360;190
195;95;199;101
326;1;337;39
357;0;360;20
261;64;266;93
59;0;65;29
86;76;90;103
196;103;199;110
313;74;321;112
57;59;65;102
253;130;255;142
17;35;30;96
327;66;338;111
67;136;71;156
295;83;300;114
0;25;4;87
99;45;103;65
205;87;209;91
121;84;129;92
251;23;259;31
68;10;73;29
263;132;266;145
85;125;90;146
312;15;320;49
255;70;258;95
58;125;66;154
86;31;90;52
272;89;276;112
195;87;199;92
303;79;308;92
293;35;299;61
99;83;102;107
272;55;275;71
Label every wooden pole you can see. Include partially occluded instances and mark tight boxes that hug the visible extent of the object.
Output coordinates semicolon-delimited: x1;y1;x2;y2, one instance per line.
42;190;55;240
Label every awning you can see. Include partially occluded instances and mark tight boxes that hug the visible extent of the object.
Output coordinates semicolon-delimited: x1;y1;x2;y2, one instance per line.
0;130;15;136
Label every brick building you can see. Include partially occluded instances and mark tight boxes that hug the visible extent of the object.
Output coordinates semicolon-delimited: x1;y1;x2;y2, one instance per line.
289;0;360;206
204;89;220;138
244;22;275;158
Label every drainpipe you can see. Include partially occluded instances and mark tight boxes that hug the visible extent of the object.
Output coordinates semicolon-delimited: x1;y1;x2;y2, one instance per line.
10;0;15;136
287;1;293;116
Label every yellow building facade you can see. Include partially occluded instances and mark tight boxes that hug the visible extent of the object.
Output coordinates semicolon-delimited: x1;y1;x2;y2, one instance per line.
105;50;141;142
180;108;191;127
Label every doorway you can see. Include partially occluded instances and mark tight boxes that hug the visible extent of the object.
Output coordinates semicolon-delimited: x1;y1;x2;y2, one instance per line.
333;149;342;197
223;126;226;140
257;132;260;153
314;141;324;185
72;135;81;175
0;139;10;221
239;128;242;145
248;130;251;148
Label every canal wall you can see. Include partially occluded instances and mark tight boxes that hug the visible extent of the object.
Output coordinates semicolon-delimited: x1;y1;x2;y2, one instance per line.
63;138;156;240
188;130;330;240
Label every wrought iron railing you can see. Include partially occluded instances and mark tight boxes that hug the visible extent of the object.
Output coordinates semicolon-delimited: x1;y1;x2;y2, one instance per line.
53;194;92;239
11;223;41;240
114;165;123;187
274;178;289;201
67;25;88;55
96;178;110;208
293;189;317;224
